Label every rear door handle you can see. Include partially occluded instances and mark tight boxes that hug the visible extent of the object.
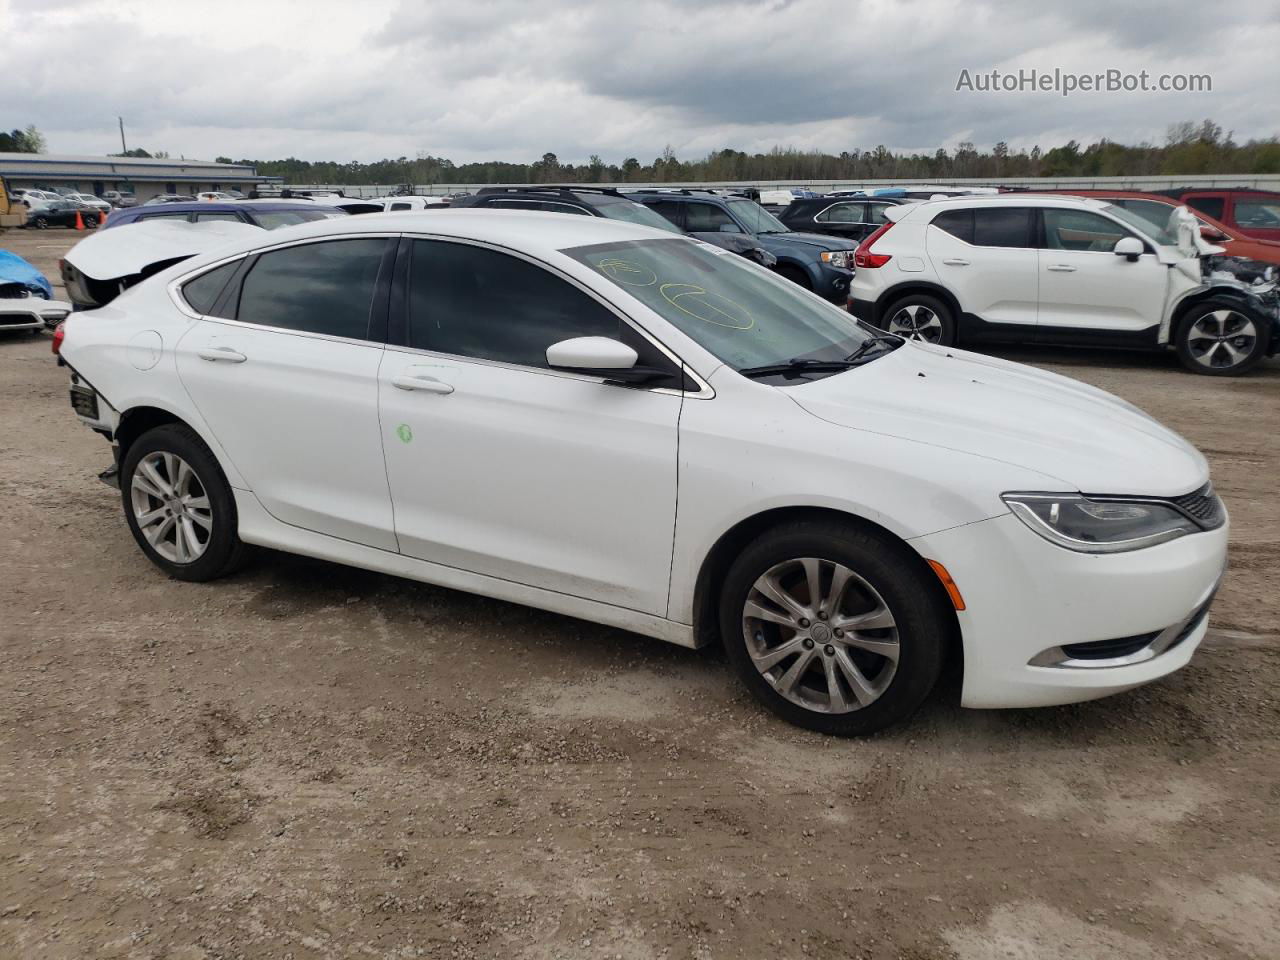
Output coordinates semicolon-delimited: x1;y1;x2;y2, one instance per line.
392;374;454;395
1047;264;1077;272
197;346;247;363
941;258;970;266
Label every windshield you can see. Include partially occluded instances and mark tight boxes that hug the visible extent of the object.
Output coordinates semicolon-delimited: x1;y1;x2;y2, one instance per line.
727;199;789;234
561;238;876;375
251;209;339;229
1100;203;1177;246
594;197;683;234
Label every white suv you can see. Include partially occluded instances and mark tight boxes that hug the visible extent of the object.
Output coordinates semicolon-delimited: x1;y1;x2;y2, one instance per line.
847;195;1279;376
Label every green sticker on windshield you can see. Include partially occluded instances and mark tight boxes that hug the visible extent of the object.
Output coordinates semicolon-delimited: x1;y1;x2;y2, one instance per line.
396;423;413;444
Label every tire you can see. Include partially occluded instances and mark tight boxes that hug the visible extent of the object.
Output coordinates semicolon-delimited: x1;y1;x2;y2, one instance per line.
880;293;956;346
33;216;48;230
776;264;812;290
120;423;248;581
1175;300;1270;376
718;519;950;736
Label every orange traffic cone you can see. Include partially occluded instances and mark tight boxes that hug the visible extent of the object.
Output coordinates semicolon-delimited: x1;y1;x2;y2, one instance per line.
74;210;85;230
97;210;106;225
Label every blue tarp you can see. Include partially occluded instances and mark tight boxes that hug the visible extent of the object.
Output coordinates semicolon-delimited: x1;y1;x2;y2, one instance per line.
0;250;53;299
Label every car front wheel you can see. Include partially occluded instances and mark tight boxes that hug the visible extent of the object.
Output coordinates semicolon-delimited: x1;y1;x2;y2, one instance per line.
881;293;955;345
1175;300;1270;375
719;520;950;735
121;423;248;581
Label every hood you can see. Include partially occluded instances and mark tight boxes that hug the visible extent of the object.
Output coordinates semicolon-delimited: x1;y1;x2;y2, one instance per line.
65;219;263;281
764;230;858;251
786;342;1207;497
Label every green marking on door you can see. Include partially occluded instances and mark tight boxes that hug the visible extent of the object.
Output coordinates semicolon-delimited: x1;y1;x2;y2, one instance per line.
396;423;413;444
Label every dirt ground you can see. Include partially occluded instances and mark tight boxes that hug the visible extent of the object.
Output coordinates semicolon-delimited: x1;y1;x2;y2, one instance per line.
2;227;1278;960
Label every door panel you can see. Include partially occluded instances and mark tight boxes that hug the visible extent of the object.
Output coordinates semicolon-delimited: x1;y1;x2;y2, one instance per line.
926;213;1038;327
1037;209;1168;335
379;354;682;614
177;322;397;549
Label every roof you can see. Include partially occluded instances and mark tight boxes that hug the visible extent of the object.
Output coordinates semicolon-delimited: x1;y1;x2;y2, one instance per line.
908;194;1110;213
116;200;339;216
0;153;267;183
176;208;683;271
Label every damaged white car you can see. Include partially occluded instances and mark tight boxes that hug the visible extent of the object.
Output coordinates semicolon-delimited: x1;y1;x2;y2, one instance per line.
60;219;264;311
847;195;1279;375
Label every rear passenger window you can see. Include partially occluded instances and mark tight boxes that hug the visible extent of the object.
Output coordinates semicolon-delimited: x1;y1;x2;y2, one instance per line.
1185;197;1225;221
236;239;388;339
389;202;411;211
194;212;243;223
972;208;1032;247
816;202;864;223
930;209;974;243
181;261;239;316
646;201;684;229
867;203;894;224
407;240;623;367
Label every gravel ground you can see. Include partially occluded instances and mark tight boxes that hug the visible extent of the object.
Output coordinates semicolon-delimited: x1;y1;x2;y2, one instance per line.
2;228;1278;960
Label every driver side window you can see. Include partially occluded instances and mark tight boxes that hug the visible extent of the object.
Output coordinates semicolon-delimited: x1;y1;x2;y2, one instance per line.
406;240;624;368
1042;209;1132;252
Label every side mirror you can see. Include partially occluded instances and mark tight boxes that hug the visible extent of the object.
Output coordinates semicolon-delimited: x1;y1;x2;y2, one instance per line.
1113;237;1144;262
1199;225;1228;242
546;336;672;385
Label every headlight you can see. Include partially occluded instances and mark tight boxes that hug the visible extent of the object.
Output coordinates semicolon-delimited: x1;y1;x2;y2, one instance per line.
820;250;852;269
1002;493;1199;553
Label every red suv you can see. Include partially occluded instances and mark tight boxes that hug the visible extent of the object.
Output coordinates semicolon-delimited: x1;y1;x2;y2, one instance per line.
1155;189;1280;242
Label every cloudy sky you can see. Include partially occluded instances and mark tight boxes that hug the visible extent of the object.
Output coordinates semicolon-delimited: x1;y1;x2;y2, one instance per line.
6;0;1279;164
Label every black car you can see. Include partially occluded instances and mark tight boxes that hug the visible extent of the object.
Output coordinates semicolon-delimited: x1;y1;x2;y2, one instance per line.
777;195;915;243
23;200;98;230
627;190;857;302
452;186;778;269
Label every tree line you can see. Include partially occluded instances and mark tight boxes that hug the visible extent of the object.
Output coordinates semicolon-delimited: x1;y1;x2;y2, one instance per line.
7;119;1278;184
227;121;1279;186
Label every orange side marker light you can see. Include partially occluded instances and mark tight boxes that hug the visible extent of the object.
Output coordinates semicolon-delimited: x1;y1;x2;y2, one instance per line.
926;559;966;611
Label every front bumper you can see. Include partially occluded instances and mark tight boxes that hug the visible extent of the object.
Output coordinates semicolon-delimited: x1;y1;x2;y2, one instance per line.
0;297;72;330
910;511;1230;709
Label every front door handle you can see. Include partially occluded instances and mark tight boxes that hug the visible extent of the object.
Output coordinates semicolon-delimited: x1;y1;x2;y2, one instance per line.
941;258;970;266
1047;264;1078;272
392;374;454;395
197;346;247;363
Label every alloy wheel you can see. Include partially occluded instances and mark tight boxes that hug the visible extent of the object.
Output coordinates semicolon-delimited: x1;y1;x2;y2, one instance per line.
129;451;213;564
1186;310;1258;370
886;304;943;342
742;557;900;714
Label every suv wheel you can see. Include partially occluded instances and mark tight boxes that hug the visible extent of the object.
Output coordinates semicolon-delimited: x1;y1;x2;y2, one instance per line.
719;520;949;736
776;265;812;290
121;424;248;581
882;294;955;345
1175;301;1270;376
32;216;49;229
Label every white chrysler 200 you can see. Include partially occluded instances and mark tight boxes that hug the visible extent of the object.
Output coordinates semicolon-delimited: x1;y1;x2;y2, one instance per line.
58;211;1228;735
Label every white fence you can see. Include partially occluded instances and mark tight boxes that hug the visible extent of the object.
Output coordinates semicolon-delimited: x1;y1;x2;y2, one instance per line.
273;173;1280;198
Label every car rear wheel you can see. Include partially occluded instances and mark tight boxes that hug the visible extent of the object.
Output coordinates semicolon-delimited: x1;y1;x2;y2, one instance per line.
1175;301;1270;376
718;520;950;736
33;216;49;230
121;424;248;581
882;294;955;345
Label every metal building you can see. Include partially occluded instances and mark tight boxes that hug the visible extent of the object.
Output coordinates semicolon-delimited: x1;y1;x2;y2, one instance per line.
0;153;277;204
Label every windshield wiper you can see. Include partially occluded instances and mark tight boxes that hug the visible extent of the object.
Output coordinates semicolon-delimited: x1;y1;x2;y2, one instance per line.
738;358;860;379
843;335;902;363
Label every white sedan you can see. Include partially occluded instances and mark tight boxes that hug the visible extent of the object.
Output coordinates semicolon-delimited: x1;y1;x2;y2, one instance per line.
57;211;1229;734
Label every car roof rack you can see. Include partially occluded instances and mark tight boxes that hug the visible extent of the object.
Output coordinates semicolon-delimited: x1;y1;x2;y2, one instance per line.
475;185;623;198
626;188;721;196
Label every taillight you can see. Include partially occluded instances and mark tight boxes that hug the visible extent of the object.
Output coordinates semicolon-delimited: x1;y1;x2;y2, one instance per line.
51;321;66;356
854;222;894;269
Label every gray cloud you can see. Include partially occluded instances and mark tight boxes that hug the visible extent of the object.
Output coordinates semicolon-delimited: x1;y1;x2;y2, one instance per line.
2;0;1277;165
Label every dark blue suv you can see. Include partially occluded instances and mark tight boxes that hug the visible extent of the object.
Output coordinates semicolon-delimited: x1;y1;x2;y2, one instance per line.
627;190;857;303
103;200;346;231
